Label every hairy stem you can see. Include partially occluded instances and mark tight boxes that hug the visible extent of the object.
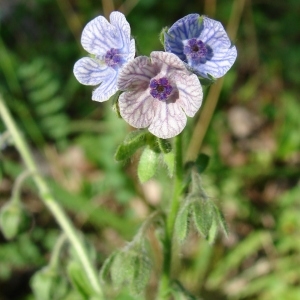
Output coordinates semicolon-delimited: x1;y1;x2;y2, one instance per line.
158;134;183;299
0;96;103;298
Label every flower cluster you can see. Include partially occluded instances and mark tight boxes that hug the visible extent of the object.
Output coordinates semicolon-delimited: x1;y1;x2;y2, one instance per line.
74;12;237;139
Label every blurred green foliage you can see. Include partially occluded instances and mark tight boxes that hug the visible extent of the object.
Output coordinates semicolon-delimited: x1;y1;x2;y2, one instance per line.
1;0;300;299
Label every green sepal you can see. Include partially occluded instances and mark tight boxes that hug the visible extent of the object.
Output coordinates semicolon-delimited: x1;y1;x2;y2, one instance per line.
0;200;30;239
172;280;200;300
67;260;96;299
99;250;119;284
174;202;191;243
159;27;169;47
30;267;55;300
111;91;122;118
137;146;159;183
197;15;204;26
110;242;152;295
157;137;172;154
212;203;229;237
185;153;210;174
162;151;175;177
115;129;148;161
195;153;210;174
30;266;68;300
198;73;217;86
192;199;214;239
207;218;218;245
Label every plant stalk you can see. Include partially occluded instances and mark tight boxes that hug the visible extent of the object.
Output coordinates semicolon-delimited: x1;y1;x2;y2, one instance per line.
0;96;103;298
158;134;183;299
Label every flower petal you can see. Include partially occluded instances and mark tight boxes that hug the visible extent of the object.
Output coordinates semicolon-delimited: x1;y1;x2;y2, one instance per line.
148;100;187;139
119;89;156;128
173;72;203;117
81;15;121;55
167;14;202;40
109;11;132;52
150;51;187;75
128;39;136;60
73;57;113;85
91;70;118;102
200;17;231;49
194;46;237;78
118;56;156;91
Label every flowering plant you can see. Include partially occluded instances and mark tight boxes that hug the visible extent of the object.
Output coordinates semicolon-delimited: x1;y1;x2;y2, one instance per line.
72;12;235;297
0;9;237;300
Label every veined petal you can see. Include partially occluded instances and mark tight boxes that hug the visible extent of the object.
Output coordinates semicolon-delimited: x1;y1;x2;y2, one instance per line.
118;56;157;91
119;89;156;128
109;11;131;52
128;39;136;60
200;17;231;49
73;57;113;85
194;46;237;78
164;37;185;61
92;70;118;102
150;51;187;75
173;72;203;117
81;15;121;55
167;14;202;40
148;100;187;139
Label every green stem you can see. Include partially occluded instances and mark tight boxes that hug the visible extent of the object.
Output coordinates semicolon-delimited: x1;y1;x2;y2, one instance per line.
11;170;36;204
0;95;103;298
49;234;67;271
158;134;183;299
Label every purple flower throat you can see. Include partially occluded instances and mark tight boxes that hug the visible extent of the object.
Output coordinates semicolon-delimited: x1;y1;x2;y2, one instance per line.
184;38;213;64
149;77;173;101
105;48;123;68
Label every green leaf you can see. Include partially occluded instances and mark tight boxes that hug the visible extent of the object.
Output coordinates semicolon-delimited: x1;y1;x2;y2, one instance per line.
137;146;159;183
115;130;148;161
175;203;191;242
0;201;22;239
67;261;95;299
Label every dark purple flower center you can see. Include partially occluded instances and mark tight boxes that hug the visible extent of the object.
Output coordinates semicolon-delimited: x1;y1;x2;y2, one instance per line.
105;48;123;68
149;77;173;101
183;38;213;64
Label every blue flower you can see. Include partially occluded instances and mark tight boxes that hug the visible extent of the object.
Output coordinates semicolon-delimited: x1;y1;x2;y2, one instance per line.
117;52;203;139
73;11;135;101
164;14;237;79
